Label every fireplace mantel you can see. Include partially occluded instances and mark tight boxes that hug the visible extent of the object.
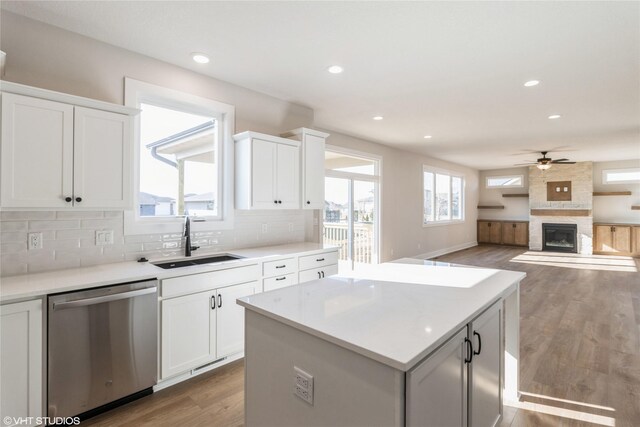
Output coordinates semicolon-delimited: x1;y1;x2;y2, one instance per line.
530;209;591;217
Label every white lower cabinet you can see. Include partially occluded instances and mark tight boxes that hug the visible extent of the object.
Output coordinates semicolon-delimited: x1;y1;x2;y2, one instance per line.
263;273;298;292
0;299;43;425
160;280;258;380
407;300;502;427
299;263;339;283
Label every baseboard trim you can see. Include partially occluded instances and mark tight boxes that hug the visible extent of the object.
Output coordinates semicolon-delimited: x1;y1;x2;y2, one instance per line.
415;241;478;260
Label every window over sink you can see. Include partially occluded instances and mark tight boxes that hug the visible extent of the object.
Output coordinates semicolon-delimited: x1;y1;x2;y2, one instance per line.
124;79;235;235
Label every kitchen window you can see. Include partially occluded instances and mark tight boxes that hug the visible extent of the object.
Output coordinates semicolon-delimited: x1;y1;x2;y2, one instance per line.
485;175;524;188
124;79;235;235
602;168;640;184
423;166;464;225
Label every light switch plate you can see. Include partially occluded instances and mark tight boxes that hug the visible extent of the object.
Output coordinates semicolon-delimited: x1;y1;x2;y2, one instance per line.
96;230;114;246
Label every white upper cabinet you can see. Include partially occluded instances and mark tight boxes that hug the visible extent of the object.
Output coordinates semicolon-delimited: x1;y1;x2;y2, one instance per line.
1;93;74;208
234;131;300;210
73;107;131;208
0;82;136;209
282;128;329;210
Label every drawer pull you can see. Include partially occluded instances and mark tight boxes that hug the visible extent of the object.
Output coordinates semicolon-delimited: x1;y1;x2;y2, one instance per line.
275;277;286;281
275;265;286;269
316;258;325;262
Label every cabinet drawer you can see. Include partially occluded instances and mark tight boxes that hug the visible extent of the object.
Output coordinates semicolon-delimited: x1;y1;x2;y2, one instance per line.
161;264;260;298
299;250;339;270
299;263;339;284
263;257;296;277
263;273;298;292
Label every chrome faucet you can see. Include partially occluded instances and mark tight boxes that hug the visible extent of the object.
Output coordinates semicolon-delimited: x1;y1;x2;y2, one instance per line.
184;216;200;257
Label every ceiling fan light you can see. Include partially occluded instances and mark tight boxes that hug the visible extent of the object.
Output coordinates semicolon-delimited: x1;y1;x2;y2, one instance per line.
537;163;552;170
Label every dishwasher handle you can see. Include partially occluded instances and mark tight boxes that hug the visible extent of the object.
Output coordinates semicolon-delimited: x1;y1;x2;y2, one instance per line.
53;287;157;311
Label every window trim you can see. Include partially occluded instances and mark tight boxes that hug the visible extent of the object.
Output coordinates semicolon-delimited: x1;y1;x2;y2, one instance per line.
124;78;235;235
422;165;466;228
602;167;640;185
485;174;524;188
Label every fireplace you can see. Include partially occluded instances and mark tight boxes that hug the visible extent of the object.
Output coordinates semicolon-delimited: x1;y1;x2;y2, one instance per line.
542;223;578;253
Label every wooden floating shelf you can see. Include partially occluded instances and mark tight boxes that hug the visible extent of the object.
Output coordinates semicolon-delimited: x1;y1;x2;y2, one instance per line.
530;209;591;217
502;194;529;198
632;206;640;211
593;191;632;196
478;205;505;209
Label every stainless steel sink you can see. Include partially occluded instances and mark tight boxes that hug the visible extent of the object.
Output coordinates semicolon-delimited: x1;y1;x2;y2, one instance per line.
152;254;244;269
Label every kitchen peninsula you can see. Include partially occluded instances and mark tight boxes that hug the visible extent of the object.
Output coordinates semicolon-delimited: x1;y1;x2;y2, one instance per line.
237;259;524;426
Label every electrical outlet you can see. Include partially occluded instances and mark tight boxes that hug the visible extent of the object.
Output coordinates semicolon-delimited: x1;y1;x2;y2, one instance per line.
293;367;313;405
261;223;268;234
28;232;43;250
96;230;114;246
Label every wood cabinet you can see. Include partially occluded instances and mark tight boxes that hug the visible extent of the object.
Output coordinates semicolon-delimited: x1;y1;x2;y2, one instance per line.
406;300;502;427
234;131;301;209
282;128;329;209
633;227;640;256
478;220;528;246
502;222;528;246
594;224;632;255
0;299;43;425
1;88;134;209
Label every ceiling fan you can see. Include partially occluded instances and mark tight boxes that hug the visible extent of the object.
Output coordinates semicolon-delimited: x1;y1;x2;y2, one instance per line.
515;151;576;170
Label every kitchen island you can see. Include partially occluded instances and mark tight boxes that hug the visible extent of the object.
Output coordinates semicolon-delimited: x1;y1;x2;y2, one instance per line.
237;258;524;426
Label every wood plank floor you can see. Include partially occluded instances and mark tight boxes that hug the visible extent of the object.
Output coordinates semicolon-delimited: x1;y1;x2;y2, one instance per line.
83;245;640;427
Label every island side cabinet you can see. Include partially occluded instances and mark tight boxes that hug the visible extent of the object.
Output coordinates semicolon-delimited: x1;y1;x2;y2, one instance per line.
407;300;502;427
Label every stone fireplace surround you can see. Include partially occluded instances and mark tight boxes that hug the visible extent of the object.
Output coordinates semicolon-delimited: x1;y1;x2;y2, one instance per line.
528;162;593;255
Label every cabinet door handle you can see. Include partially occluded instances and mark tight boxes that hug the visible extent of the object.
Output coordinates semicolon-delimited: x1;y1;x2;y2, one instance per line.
279;200;282;204
316;258;325;262
464;337;474;364
211;295;216;310
75;197;82;203
321;271;325;278
317;271;321;279
306;201;311;205
275;276;286;281
275;265;286;269
217;294;222;308
473;331;482;355
274;200;278;204
64;196;72;202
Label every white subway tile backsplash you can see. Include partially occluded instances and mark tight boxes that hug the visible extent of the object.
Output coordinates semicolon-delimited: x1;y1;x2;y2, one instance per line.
1;221;28;231
56;211;105;219
29;220;80;230
1;211;55;221
1;209;309;276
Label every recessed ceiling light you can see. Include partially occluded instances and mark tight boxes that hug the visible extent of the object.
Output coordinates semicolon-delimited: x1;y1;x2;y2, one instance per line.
327;65;344;74
423;135;432;139
548;114;561;119
372;116;384;121
191;53;210;64
524;80;540;87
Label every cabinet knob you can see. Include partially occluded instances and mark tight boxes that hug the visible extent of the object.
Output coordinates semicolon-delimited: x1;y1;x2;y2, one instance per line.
278;200;282;204
65;197;72;202
75;197;82;203
306;201;311;205
274;200;278;204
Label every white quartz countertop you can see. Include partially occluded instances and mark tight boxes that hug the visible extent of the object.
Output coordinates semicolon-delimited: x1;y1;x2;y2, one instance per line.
0;242;336;302
237;260;525;371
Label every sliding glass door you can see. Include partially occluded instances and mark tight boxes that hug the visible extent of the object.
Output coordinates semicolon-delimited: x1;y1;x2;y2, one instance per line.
323;148;380;271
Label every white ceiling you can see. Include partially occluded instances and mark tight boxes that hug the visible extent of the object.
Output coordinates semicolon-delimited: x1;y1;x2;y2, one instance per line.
3;1;639;170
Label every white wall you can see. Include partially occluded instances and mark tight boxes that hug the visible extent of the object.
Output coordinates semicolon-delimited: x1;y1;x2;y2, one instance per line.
322;131;479;262
592;159;640;223
478;167;529;221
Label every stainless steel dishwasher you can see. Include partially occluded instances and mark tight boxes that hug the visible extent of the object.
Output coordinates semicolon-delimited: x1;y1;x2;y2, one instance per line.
48;280;158;419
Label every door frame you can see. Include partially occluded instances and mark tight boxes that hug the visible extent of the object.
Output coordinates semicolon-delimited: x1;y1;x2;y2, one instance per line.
324;145;382;269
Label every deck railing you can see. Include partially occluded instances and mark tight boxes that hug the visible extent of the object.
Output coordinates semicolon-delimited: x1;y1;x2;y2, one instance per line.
323;222;374;264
